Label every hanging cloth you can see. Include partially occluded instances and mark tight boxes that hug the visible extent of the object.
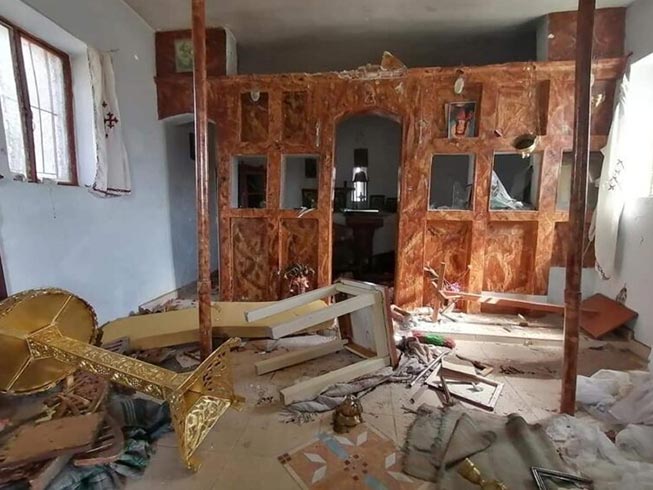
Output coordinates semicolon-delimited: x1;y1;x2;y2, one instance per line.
591;75;629;279
88;48;131;197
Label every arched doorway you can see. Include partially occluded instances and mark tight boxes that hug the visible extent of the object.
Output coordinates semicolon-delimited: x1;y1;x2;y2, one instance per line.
332;114;402;288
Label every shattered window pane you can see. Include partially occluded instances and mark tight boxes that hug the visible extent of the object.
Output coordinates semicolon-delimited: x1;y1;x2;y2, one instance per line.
0;24;27;177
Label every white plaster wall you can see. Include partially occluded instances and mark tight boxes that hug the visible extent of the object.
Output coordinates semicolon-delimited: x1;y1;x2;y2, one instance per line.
584;1;653;355
0;0;189;323
626;0;653;63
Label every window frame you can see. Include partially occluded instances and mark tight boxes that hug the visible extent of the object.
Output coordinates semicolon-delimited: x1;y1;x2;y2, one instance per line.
0;16;77;185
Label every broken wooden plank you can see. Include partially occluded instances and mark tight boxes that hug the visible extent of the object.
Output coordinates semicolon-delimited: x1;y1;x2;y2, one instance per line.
0;413;104;469
427;375;504;411
255;339;348;375
280;357;390;405
443;291;565;314
268;294;376;339
245;285;338;322
101;300;332;350
580;293;638;339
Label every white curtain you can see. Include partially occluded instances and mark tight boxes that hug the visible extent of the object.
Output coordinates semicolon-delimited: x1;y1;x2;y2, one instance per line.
591;75;630;279
88;48;131;197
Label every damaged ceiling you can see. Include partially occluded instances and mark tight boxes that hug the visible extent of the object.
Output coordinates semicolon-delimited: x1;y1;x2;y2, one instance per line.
123;0;634;73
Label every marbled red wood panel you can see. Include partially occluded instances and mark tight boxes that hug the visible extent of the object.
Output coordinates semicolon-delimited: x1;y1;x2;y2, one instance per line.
283;91;311;143
231;218;271;301
241;92;269;143
483;222;537;293
547;8;625;62
156;78;194;119
280;219;320;295
547;79;574;136
591;79;617;136
422;221;472;307
155;58;624;306
551;220;596;268
496;82;539;137
155;29;227;77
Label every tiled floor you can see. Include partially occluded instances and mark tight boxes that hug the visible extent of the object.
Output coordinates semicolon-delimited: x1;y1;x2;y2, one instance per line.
127;337;647;489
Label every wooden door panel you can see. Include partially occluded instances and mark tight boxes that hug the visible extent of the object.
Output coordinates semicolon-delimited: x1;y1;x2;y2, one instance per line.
279;219;319;297
231;218;271;301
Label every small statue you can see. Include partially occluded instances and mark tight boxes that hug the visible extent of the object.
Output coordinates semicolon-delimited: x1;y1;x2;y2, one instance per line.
333;395;363;434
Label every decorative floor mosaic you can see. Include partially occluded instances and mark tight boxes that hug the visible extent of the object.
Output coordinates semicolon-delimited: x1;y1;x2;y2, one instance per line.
278;423;426;490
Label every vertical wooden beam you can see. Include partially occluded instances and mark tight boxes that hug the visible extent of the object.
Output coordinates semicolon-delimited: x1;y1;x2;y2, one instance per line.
561;0;595;415
0;249;7;301
192;0;212;359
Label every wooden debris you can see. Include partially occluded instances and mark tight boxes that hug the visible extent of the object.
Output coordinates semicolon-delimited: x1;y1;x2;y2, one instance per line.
72;415;124;467
0;413;104;469
248;279;398;405
580;293;638;339
102;300;333;350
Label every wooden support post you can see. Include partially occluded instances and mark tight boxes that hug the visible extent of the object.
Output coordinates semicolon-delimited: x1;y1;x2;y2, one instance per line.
432;262;446;322
561;0;595;415
192;0;212;360
0;249;7;301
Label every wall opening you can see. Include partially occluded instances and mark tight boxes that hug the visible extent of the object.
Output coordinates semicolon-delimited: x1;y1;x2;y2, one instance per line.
281;155;320;209
429;154;475;210
333;114;402;287
230;155;267;208
491;152;542;210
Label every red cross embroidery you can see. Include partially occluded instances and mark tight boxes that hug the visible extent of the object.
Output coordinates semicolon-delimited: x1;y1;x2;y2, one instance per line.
103;101;119;138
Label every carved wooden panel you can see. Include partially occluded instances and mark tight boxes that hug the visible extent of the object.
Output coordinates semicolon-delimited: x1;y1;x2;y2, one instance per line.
422;221;471;307
546;8;625;61
240;92;269;143
282;91;310;143
483;222;537;293
155;57;623;307
231;218;271;301
280;219;319;294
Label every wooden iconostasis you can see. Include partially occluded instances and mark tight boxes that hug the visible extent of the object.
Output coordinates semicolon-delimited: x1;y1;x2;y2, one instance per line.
155;56;624;310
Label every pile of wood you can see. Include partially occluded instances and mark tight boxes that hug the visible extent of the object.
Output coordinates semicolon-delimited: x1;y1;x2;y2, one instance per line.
0;340;130;489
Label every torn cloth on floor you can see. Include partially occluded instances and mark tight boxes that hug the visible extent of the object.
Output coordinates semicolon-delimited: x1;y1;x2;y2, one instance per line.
403;406;567;489
46;397;171;490
282;356;423;414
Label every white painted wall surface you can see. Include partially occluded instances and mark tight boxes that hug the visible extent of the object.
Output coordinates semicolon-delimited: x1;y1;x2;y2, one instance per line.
626;0;653;63
586;2;653;355
0;0;193;323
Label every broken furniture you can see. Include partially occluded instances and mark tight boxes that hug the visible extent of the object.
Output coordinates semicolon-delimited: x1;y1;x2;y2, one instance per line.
0;413;104;469
580;293;638;339
425;361;504;411
0;289;242;470
101;299;333;350
246;279;398;404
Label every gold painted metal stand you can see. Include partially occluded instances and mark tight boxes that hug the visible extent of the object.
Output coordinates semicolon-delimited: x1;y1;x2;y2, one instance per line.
0;289;243;470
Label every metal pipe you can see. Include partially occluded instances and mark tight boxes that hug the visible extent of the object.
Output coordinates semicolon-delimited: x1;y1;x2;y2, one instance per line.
191;0;212;360
561;0;596;414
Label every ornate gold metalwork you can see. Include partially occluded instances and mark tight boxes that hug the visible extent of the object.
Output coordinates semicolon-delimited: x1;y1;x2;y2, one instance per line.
0;289;243;470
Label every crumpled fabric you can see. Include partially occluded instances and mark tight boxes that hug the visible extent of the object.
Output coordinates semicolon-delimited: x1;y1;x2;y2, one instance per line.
282;356;423;414
576;369;653;425
46;398;171;490
546;414;653;490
